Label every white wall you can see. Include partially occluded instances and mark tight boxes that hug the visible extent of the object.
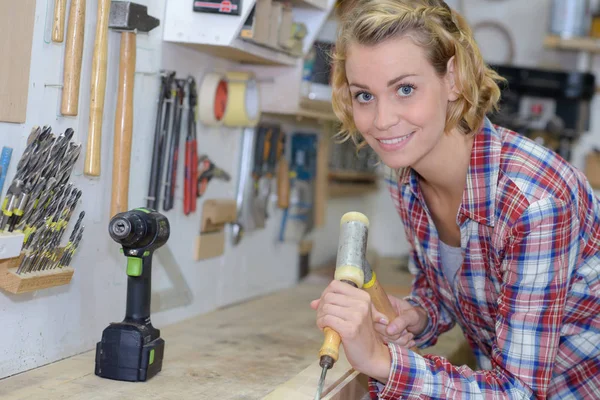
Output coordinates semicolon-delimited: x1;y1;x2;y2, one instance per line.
3;0;599;380
0;0;344;379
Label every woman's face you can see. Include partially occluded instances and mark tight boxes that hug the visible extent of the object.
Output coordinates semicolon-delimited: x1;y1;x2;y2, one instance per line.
345;35;458;170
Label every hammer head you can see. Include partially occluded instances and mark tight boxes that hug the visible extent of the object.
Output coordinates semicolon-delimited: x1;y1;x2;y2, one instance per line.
109;1;160;33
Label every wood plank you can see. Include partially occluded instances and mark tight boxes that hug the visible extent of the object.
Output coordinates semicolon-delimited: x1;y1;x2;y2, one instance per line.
544;35;600;53
0;0;36;123
263;348;369;400
328;171;377;182
324;370;369;400
328;182;378;198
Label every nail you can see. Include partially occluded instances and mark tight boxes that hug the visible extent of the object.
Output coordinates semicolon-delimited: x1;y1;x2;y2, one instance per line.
380;317;389;325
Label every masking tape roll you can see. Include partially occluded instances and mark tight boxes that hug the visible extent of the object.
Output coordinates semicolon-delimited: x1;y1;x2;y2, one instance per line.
199;72;229;127
223;71;261;127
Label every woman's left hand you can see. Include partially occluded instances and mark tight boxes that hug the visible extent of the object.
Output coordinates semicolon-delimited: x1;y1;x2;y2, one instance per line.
310;280;392;382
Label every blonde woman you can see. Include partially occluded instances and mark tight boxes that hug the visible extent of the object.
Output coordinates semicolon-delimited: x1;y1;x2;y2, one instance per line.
310;0;600;398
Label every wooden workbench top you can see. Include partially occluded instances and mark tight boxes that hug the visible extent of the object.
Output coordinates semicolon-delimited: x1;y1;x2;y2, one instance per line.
0;258;468;399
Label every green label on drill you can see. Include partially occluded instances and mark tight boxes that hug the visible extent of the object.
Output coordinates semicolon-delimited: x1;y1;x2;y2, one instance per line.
135;207;151;214
149;349;155;365
126;257;143;277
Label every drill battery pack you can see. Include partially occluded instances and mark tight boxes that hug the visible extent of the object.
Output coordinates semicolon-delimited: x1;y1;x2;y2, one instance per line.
95;322;165;382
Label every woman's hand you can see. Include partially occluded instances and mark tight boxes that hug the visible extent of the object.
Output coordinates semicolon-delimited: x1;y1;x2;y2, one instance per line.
310;280;391;383
371;295;429;347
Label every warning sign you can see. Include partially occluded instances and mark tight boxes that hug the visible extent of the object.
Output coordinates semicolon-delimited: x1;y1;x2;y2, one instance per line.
193;0;241;15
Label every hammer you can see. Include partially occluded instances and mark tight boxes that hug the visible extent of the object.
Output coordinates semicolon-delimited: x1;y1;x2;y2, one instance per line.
108;2;159;217
84;0;112;177
61;0;86;116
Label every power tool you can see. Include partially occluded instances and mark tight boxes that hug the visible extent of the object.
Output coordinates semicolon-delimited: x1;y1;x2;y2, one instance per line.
95;207;170;382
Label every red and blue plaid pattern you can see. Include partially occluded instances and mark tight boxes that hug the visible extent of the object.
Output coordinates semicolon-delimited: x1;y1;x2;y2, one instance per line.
370;118;600;399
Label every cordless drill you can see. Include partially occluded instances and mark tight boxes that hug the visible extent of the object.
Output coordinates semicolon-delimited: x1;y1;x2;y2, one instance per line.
95;207;170;382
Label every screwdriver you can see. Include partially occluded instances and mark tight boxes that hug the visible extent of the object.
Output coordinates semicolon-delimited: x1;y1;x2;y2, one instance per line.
314;212;420;400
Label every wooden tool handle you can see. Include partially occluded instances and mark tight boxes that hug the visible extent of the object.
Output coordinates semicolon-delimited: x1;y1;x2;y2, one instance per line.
318;266;363;364
364;278;398;322
276;158;289;208
85;0;112;177
52;0;68;43
318;327;341;362
61;0;86;116
110;32;136;218
364;277;421;354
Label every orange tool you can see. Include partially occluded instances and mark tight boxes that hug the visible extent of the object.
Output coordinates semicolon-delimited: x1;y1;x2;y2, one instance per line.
184;77;198;215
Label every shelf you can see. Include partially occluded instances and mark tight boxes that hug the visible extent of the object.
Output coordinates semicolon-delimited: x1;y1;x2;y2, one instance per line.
164;0;335;66
544;35;600;53
0;251;74;294
328;170;378;182
290;0;328;10
181;38;298;65
328;182;379;198
263;108;338;123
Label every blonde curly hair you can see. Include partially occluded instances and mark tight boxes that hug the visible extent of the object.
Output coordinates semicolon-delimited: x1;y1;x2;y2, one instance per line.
331;0;506;147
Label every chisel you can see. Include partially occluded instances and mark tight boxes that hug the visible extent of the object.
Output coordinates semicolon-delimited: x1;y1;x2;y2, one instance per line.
315;212;367;400
314;212;420;399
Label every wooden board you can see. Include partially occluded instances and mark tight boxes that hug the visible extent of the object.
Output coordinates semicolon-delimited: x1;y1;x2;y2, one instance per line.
0;252;74;294
0;0;36;123
0;267;74;294
263;348;369;399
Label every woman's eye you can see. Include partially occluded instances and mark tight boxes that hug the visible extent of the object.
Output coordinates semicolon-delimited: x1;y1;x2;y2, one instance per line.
398;85;414;97
356;92;373;103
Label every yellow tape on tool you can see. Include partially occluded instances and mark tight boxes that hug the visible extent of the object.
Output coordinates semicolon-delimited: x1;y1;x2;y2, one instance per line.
223;71;261;127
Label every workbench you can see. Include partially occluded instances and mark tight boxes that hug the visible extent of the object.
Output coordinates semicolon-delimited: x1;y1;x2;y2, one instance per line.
0;258;469;399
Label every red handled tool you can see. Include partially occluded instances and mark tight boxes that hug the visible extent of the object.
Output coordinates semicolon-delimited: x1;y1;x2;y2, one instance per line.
184;77;198;215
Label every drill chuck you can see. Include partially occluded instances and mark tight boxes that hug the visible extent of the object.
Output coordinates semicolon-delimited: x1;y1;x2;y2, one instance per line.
108;208;169;250
110;216;134;238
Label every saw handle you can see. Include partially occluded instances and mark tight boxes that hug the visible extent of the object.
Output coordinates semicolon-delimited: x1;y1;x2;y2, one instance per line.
110;32;136;217
61;0;86;116
85;0;112;177
363;275;421;354
52;0;68;43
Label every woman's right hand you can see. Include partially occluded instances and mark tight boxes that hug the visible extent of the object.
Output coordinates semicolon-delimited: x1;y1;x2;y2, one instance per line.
371;295;429;347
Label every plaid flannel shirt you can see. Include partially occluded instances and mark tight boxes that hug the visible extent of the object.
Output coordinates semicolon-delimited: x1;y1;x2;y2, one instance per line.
370;118;600;399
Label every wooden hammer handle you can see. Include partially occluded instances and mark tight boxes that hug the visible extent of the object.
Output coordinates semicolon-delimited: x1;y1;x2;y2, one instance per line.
52;0;68;43
61;0;86;116
85;0;111;177
110;32;136;218
363;278;421;354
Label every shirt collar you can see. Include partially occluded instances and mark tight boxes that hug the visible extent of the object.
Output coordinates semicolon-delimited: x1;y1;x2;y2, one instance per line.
396;117;500;227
